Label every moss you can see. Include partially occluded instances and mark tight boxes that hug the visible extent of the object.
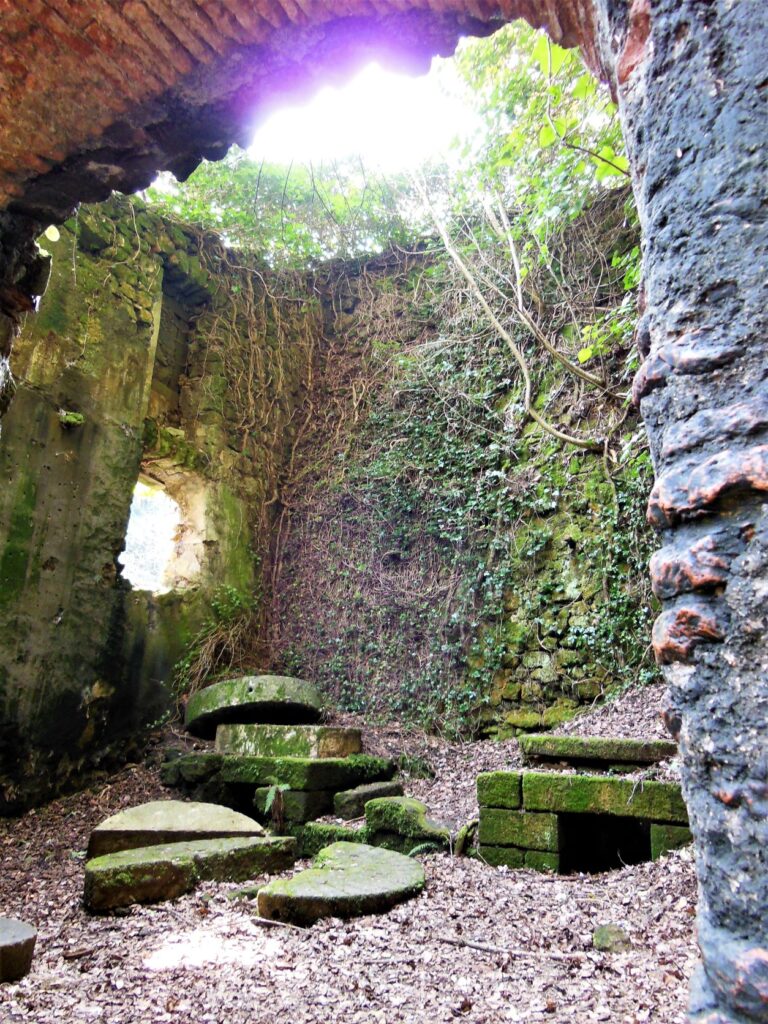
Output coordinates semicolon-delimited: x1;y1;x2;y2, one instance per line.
650;823;692;859
220;754;395;792
291;822;371;858
522;771;689;823
477;771;522;809
333;780;404;820
58;409;85;428
184;675;323;738
216;723;362;760
364;797;450;847
524;850;559;872
477;845;526;868
478;809;559;851
0;473;37;609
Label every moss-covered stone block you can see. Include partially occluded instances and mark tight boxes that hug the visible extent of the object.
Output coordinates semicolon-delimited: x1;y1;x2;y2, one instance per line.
220;754;395;792
84;835;296;911
333;780;404;820
87;799;264;857
185;675;323;738
216;723;361;759
650;823;692;859
364;797;450;849
524;850;559;872
477;771;522;809
503;709;543;731
478;809;559;851
257;842;425;926
254;787;332;824
522;771;688;823
477;845;526;868
292;822;371;858
519;735;678;768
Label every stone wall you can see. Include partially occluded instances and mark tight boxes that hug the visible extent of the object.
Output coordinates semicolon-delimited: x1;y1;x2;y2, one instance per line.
0;196;321;810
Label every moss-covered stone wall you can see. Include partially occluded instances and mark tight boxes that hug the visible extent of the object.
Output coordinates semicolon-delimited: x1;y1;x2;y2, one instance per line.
0;197;321;810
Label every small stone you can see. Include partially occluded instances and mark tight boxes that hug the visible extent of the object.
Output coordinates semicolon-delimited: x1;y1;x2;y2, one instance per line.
593;924;632;952
185;675;324;738
333;780;404;819
0;918;37;982
257;842;425;925
364;797;450;853
87;800;264;858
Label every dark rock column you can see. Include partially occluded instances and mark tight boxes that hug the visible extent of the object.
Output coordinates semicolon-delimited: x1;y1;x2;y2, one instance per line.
596;1;768;1021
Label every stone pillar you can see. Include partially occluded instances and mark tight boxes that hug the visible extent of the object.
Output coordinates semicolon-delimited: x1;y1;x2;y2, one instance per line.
597;1;768;1020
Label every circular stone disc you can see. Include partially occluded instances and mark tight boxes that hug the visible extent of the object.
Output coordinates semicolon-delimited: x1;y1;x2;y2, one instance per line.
184;675;323;738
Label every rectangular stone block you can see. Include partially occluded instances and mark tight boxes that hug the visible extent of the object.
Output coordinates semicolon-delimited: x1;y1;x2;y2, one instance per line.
477;771;522;809
522;771;688;823
477;845;526;868
219;754;395;791
650;823;693;859
518;734;677;767
478;809;559;851
524;850;559;872
254;787;332;824
216;723;362;759
333;780;404;819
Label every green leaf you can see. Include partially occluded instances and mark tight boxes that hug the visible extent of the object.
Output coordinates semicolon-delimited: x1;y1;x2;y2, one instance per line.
538;123;557;148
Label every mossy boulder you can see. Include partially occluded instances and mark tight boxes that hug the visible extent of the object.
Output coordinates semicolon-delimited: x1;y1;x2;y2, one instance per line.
333;780;404;820
519;734;678;768
0;918;37;982
216;723;362;759
87;800;264;858
84;835;296;911
364;797;450;853
522;771;688;823
219;754;395;792
257;842;425;925
185;675;323;738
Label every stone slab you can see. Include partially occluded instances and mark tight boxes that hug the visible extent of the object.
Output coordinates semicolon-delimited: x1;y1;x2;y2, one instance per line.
0;918;37;982
257;842;425;925
84;835;296;911
185;675;323;738
650;823;693;859
291;823;371;859
478;809;559;851
219;754;395;791
216;723;362;759
522;771;689;823
524;850;559;872
477;771;522;809
254;787;333;824
334;780;404;819
519;734;678;767
87;799;264;858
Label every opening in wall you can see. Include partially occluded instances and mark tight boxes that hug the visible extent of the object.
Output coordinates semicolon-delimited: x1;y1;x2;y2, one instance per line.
558;813;651;874
118;476;183;594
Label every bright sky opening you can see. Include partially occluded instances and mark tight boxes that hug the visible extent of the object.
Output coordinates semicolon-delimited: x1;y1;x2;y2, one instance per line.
247;59;479;172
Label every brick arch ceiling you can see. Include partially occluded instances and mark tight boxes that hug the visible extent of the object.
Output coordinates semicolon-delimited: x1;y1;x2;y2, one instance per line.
0;1;599;223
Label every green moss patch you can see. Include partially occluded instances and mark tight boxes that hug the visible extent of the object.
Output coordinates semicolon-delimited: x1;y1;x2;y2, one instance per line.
477;809;559;851
650;823;692;859
257;842;425;926
334;781;404;820
364;797;450;850
216;723;362;759
291;823;371;859
84;835;296;911
220;754;395;791
522;771;688;823
477;771;522;809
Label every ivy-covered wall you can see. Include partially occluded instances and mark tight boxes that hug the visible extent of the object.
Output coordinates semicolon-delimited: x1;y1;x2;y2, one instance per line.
0;197;321;810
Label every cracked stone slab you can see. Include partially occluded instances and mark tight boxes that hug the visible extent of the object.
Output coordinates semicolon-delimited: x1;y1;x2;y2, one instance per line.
87;799;264;858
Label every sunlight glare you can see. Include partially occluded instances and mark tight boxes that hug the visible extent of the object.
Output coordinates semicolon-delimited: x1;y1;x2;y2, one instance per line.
248;60;478;172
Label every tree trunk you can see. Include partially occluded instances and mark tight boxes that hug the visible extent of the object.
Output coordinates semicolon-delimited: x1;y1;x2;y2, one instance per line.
598;1;768;1020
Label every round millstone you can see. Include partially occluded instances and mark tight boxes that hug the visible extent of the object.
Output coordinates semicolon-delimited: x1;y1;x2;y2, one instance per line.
0;918;37;982
257;841;425;926
185;675;323;738
87;799;264;858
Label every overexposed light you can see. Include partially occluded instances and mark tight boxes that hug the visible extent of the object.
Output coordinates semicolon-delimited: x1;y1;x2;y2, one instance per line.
118;478;180;593
144;927;282;970
248;60;479;172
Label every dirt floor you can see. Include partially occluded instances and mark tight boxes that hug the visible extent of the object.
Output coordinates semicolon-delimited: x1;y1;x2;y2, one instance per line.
0;683;697;1024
